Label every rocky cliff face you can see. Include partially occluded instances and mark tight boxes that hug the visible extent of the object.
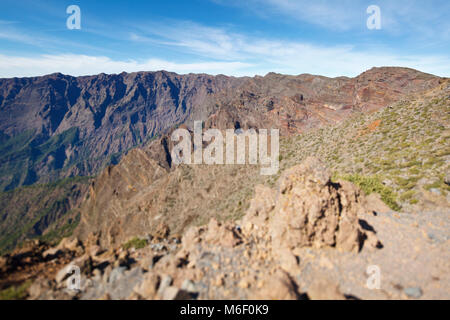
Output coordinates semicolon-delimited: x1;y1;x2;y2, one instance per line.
72;68;444;247
0;67;440;191
0;71;244;190
0;69;448;300
205;67;440;134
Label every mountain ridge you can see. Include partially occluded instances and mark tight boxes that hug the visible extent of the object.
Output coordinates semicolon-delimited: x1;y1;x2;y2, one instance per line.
0;67;441;191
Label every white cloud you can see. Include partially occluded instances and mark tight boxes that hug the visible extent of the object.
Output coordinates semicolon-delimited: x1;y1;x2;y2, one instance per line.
0;54;253;78
213;0;450;38
129;22;450;77
1;19;449;78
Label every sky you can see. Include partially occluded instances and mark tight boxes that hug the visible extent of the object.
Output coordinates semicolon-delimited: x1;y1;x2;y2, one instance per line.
0;0;449;78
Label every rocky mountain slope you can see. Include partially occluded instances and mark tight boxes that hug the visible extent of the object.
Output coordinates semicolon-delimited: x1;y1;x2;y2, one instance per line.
0;68;448;300
76;77;449;248
0;68;439;191
0;177;91;254
277;79;450;212
0;71;245;191
1;158;448;300
1;66;441;254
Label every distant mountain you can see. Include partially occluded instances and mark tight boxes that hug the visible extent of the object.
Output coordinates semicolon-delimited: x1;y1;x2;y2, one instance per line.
0;67;440;191
0;71;244;191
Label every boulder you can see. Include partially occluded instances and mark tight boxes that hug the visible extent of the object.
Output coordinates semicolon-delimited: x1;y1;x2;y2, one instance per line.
241;185;276;237
270;157;365;253
133;273;160;299
204;218;242;248
251;270;301;300
307;277;346;300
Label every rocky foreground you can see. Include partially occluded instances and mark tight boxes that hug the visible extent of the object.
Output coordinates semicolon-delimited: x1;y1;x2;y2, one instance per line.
0;158;448;300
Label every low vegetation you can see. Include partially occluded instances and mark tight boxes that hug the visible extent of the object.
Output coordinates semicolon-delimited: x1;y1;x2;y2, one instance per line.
122;237;148;250
0;176;91;254
337;174;401;211
278;83;449;210
0;280;32;300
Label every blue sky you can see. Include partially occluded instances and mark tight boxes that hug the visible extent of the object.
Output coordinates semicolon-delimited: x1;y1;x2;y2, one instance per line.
0;0;449;77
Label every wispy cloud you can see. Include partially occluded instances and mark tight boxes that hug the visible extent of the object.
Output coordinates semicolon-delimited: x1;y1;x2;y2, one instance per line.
0;28;45;46
0;54;253;78
1;4;449;78
212;0;450;38
129;21;450;77
0;20;18;25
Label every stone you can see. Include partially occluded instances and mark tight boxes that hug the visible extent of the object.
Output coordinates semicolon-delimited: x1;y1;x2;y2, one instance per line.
154;222;170;239
150;243;166;251
270;157;365;253
429;188;441;196
58;237;83;253
213;275;224;287
241;185;276;237
181;279;197;293
251;270;300;300
108;266;127;284
89;245;102;257
444;174;450;186
404;287;423;299
162;286;193;300
92;268;102;280
28;278;52;300
204;218;242;248
55;265;73;284
307;277;346;300
278;249;299;273
157;275;173;297
133;273;160;299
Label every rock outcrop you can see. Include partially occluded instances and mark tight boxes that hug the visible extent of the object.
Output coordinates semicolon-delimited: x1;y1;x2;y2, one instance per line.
2;157;449;300
271;158;365;253
243;157;370;253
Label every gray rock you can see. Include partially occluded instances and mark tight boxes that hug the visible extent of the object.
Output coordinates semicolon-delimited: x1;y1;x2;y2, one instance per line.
444;174;450;186
157;275;173;297
429;188;441;196
150;243;166;251
162;286;193;300
108;268;145;299
181;280;197;293
404;287;423;299
108;266;127;284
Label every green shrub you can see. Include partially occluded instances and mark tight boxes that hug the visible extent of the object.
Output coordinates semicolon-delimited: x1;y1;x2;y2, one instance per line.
339;174;401;211
400;190;416;202
0;281;32;300
122;237;148;250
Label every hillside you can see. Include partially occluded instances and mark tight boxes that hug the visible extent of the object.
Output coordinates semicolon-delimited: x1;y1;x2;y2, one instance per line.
0;177;91;254
0;70;448;300
0;68;440;191
0;71;244;190
278;78;450;212
76;77;449;247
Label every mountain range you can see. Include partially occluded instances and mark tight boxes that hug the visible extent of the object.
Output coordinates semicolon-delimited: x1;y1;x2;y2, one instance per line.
0;67;440;191
0;67;448;300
